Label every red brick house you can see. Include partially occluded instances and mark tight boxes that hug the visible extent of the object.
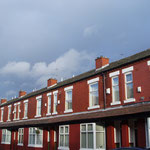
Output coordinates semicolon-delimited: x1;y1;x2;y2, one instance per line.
0;49;150;150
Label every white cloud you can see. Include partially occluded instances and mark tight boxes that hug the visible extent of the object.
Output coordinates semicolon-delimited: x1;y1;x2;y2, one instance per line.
0;49;95;88
83;25;98;37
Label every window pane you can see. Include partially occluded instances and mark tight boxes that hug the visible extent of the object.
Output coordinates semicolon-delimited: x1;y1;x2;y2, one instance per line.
88;132;93;148
36;134;42;145
81;133;86;148
90;83;98;91
60;135;64;146
96;132;105;149
65;135;69;146
81;125;86;131
127;83;134;99
88;124;93;131
113;77;119;85
65;127;69;133
126;74;132;82
113;86;119;102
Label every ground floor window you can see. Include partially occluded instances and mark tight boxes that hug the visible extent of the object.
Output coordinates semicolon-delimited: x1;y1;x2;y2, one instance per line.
28;127;43;147
80;123;105;149
59;125;69;148
18;128;24;145
1;129;11;144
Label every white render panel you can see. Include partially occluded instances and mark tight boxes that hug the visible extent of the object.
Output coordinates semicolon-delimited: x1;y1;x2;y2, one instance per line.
122;66;134;74
109;71;120;77
147;61;150;66
47;92;52;96
36;95;42;100
53;90;58;94
64;86;73;91
87;77;99;84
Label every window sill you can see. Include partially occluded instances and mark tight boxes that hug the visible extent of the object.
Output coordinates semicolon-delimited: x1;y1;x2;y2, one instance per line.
52;112;58;115
111;101;121;106
46;113;51;116
58;146;69;150
0;121;3;123
124;98;135;103
22;117;28;120
87;105;100;110
17;143;23;146
7;120;11;122
64;109;73;113
28;144;43;148
35;115;41;118
1;142;10;144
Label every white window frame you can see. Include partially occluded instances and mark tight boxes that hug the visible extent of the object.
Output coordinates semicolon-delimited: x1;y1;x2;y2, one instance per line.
1;107;4;122
35;95;42;118
147;61;150;66
18;128;24;146
87;77;100;110
52;91;58;115
23;100;28;119
124;72;135;103
17;102;21;120
7;105;11;121
47;92;52;115
80;123;105;150
64;86;73;113
13;104;17;120
1;129;11;144
111;76;121;106
58;125;69;150
28;127;43;148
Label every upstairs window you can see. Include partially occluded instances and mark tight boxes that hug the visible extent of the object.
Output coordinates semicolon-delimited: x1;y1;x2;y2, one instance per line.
59;125;69;148
7;105;11;121
112;76;120;103
23;100;28;119
47;93;52;115
87;77;99;109
36;96;42;117
53;91;58;114
125;72;134;99
17;103;20;120
1;129;11;144
18;128;24;146
1;107;4;122
13;105;17;120
28;127;43;147
64;86;73;112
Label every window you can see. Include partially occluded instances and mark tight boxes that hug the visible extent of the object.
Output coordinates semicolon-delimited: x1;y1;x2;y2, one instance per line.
13;105;17;120
18;128;24;145
28;127;43;147
7;106;11;121
80;123;105;149
53;91;58;114
17;103;20;120
112;76;120;103
64;86;73;112
47;93;52;115
23;100;28;119
1;129;11;144
1;107;4;122
59;125;69;148
36;96;42;117
125;72;134;99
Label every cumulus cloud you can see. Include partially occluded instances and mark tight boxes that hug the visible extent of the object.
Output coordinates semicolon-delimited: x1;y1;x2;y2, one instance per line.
83;25;99;37
0;49;95;88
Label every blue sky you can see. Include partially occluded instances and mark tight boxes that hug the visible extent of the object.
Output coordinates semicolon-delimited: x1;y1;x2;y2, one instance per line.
0;0;150;100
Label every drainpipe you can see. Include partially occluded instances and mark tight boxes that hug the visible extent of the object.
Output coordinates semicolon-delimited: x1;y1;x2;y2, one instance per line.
102;73;106;109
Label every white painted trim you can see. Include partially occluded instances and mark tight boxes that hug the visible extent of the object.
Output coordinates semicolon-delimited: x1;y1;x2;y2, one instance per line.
28;144;43;148
64;109;73;113
124;98;135;103
17;143;23;146
52;112;58;115
122;66;134;74
109;70;120;77
58;147;69;150
47;92;52;96
96;64;109;71
23;100;28;103
17;102;20;105
8;105;11;108
1;142;11;144
53;90;58;94
14;103;17;106
87;77;99;84
147;61;150;66
35;115;41;118
1;107;4;110
64;86;73;91
47;83;57;89
87;105;100;110
22;117;28;120
111;101;121;106
36;95;42;100
46;113;51;116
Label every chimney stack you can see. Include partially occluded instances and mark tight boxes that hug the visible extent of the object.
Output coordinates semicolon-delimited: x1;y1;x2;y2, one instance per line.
95;56;109;70
1;98;7;104
19;90;27;97
47;78;57;87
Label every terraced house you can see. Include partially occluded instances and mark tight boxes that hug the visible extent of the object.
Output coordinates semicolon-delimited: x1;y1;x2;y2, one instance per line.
0;49;150;150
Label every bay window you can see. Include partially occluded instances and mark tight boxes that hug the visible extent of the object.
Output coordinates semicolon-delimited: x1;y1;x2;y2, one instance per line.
1;129;11;144
18;128;24;145
59;125;69;148
28;127;43;147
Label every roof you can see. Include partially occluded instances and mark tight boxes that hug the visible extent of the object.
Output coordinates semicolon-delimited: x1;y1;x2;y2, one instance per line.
1;48;150;107
0;101;150;129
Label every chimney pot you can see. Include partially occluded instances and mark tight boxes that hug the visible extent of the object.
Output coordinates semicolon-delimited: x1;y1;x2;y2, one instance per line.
19;90;27;97
95;56;109;69
47;78;57;87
